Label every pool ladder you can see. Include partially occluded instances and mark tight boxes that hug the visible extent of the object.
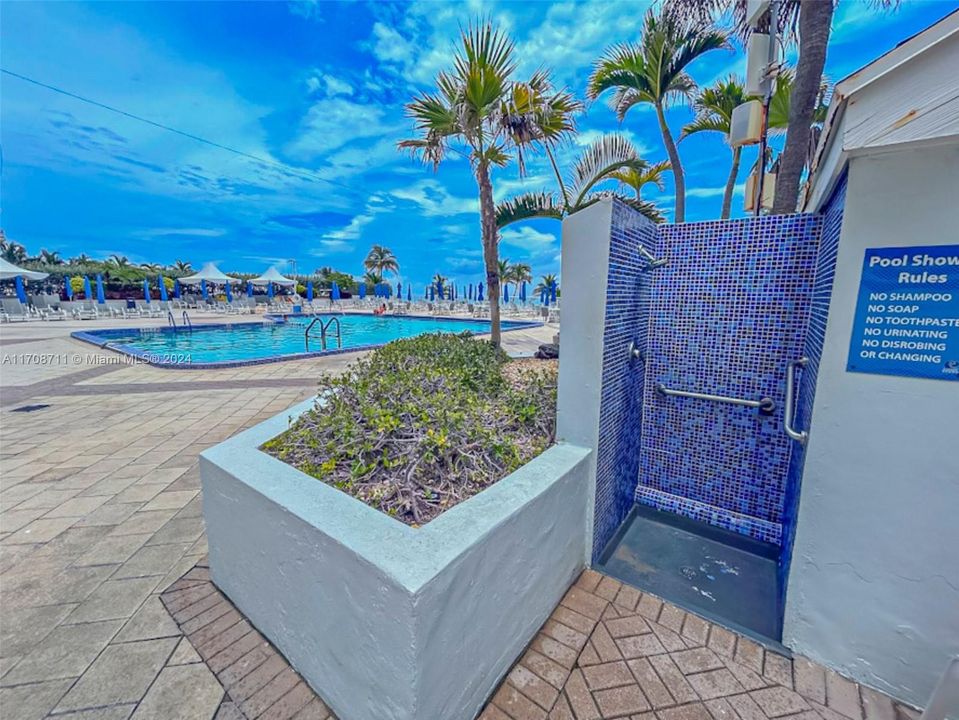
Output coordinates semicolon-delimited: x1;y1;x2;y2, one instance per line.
167;310;191;333
305;316;341;351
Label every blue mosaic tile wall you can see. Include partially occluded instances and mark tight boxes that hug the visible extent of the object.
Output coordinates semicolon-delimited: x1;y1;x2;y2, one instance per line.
592;200;660;559
779;172;847;581
635;213;823;545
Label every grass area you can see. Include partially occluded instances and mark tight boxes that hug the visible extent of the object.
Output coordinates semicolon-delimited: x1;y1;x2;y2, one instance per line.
263;333;557;526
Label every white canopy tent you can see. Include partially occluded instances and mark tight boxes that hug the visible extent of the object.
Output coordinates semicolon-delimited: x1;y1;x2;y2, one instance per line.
0;258;49;281
251;266;296;287
179;262;236;285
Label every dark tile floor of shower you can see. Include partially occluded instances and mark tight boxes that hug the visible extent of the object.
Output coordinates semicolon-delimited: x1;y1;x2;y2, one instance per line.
596;503;784;644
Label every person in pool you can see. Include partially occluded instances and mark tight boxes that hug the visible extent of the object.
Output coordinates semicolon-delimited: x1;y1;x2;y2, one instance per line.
373;303;387;316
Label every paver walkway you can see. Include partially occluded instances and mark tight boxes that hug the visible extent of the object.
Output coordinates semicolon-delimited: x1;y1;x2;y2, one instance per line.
0;319;912;720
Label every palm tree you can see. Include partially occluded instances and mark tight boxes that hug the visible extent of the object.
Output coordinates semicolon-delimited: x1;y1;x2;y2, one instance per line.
0;233;28;264
609;160;671;200
109;254;130;268
141;262;161;272
668;0;895;213
398;21;579;347
70;253;92;264
587;6;728;222
39;249;64;265
173;259;192;272
496;135;664;229
364;270;383;287
535;273;558;295
510;261;532;292
364;245;400;277
681;77;747;219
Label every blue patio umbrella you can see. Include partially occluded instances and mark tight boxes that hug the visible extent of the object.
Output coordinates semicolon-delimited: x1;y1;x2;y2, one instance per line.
477;282;484;301
407;285;411;301
158;276;168;302
469;283;473;301
14;276;28;304
201;279;209;300
550;281;557;304
306;281;313;302
397;282;402;299
225;281;233;303
520;281;527;302
83;276;93;300
503;284;509;302
267;281;274;299
359;283;367;299
96;274;106;304
429;284;435;301
65;278;74;300
173;278;181;299
436;280;443;299
331;281;341;301
142;278;151;303
541;287;548;305
246;280;254;297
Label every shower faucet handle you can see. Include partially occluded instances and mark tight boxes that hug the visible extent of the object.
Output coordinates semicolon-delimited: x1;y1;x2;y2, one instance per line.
628;340;643;362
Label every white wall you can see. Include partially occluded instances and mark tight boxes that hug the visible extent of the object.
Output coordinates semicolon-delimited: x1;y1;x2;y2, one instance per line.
784;144;959;706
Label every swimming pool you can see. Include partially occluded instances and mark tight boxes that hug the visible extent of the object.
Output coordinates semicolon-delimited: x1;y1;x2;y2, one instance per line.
72;314;541;367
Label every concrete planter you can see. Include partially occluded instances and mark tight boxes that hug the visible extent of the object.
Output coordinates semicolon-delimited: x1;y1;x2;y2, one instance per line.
201;398;591;720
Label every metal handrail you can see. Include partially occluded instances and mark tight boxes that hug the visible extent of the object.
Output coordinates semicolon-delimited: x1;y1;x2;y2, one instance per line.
181;311;192;332
784;357;808;444
167;310;177;331
304;317;321;350
320;316;342;350
656;383;776;414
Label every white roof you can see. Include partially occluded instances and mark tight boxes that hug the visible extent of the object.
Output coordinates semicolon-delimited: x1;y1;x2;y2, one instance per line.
0;257;49;281
179;262;236;285
805;10;959;211
251;266;296;287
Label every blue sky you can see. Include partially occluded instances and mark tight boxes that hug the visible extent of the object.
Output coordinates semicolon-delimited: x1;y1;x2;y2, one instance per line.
1;0;954;289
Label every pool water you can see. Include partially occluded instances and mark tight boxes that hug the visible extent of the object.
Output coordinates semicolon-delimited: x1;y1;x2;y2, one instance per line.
74;314;538;366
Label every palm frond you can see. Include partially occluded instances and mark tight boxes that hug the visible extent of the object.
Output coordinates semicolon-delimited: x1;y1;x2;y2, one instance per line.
495;192;563;229
568;135;648;207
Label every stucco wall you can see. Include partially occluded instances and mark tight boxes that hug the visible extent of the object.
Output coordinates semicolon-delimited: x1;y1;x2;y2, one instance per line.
783;145;959;705
202;399;591;720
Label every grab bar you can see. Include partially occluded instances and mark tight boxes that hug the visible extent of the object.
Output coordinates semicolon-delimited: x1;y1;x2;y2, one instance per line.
656;383;776;414
784;357;808;444
181;311;192;332
167;310;177;332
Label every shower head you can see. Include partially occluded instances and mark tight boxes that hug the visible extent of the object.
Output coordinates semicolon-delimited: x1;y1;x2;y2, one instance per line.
638;246;668;271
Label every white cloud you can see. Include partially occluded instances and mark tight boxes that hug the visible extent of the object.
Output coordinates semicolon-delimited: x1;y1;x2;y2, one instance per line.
686;182;745;199
493;174;554;202
137;227;227;238
390;179;478;216
499;226;557;252
285;98;401;160
573;129;651;157
307;72;353;97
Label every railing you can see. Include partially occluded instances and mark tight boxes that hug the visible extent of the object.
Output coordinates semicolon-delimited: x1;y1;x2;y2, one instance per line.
167;310;177;331
784;357;808;444
305;316;342;351
181;310;192;332
656;383;776;414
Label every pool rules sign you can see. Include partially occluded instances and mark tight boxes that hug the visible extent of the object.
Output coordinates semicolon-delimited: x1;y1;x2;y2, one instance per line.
847;245;959;381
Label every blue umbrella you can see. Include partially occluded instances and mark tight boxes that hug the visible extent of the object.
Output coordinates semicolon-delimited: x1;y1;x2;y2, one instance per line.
96;274;106;304
429;284;435;301
225;281;233;303
142;278;151;303
83;276;93;300
503;284;509;302
247;280;254;297
65;278;74;300
407;285;411;301
477;282;484;301
306;281;313;302
397;282;402;299
469;283;473;301
158;276;168;302
331;281;341;301
201;279;209;300
359;283;367;299
173;278;181;299
520;281;527;303
268;281;274;299
550;281;557;304
541;287;548;305
14;276;28;304
436;280;443;299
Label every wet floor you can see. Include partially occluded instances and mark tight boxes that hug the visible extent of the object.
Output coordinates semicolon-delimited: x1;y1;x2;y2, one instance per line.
597;504;782;642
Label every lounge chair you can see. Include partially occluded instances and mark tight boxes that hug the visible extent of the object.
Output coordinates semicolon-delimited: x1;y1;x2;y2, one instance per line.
0;299;33;322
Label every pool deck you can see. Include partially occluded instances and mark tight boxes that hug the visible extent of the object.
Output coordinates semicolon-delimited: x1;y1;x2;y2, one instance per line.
0;313;915;720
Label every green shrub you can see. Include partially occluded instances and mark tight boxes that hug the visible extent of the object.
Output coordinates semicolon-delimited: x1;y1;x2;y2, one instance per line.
263;333;557;526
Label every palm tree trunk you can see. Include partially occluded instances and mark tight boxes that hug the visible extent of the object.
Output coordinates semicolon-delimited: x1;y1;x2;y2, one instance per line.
476;161;501;347
722;146;742;220
656;102;685;223
772;0;834;214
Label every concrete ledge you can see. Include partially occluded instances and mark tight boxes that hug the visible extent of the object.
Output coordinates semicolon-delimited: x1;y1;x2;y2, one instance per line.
201;397;592;720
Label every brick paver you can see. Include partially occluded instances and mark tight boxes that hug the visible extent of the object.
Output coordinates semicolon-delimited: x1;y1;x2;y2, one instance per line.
481;570;918;720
